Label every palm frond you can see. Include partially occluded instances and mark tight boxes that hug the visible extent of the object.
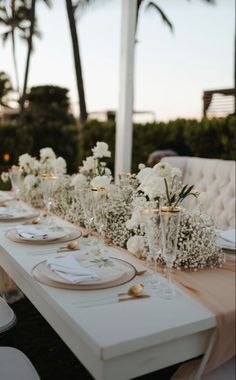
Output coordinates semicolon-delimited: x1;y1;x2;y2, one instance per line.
1;30;10;43
187;0;215;3
146;1;174;33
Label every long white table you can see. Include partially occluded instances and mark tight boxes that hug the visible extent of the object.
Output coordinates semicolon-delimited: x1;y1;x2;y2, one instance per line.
0;216;217;380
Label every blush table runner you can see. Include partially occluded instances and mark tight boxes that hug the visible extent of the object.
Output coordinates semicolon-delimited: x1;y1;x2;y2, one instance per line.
170;255;235;378
111;238;235;376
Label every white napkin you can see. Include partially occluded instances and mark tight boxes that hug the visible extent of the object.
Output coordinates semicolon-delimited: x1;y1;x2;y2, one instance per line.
219;229;235;245
217;229;236;250
0;207;13;218
47;255;99;284
16;225;49;240
16;225;69;240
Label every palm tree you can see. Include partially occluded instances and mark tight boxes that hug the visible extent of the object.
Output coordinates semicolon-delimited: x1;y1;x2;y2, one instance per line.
0;1;28;95
0;71;13;109
19;0;51;114
65;0;87;126
136;0;173;35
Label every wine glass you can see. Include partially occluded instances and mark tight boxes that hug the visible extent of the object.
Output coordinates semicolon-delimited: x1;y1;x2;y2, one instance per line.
9;166;22;200
40;173;58;224
91;187;108;251
141;208;163;289
118;172;133;198
78;187;96;246
158;206;182;300
118;172;131;187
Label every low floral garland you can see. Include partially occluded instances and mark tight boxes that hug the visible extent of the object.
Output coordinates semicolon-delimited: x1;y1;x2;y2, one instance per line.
1;142;225;270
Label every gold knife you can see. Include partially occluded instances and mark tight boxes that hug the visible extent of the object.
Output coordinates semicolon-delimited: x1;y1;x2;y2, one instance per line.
118;295;150;302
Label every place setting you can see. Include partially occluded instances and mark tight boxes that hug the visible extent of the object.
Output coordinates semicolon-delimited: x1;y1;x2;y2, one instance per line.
31;251;139;290
5;223;82;245
0;204;39;222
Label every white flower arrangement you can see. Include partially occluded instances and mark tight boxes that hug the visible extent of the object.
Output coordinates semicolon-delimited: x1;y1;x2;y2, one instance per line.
2;148;67;207
156;211;225;270
125;162;223;270
90;175;111;188
53;176;84;225
136;161;197;208
8;145;224;271
79;142;112;181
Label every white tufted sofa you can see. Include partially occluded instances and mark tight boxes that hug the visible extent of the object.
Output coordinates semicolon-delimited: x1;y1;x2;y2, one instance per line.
162;156;235;229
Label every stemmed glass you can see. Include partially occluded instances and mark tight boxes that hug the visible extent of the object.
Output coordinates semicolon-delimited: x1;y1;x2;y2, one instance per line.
141;208;163;289
40;173;58;224
9;165;22;199
91;187;108;251
118;172;133;198
78;187;96;246
158;206;182;300
8;165;23;210
118;172;131;187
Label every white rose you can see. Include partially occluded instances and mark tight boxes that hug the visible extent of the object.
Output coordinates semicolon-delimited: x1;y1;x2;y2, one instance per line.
40;147;56;161
171;167;182;178
125;212;142;230
92;142;111;159
51;157;67;175
71;174;87;188
126;235;145;257
138;175;165;200
137;167;153;183
18;153;35;173
153;162;172;177
138;163;146;170
1;171;9;183
82;156;97;172
104;167;112;176
91;175;111;188
198;192;212;210
31;159;40;172
24;174;38;191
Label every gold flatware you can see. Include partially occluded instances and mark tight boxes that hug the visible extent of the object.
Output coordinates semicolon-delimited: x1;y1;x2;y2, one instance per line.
118;294;150;302
135;269;147;276
118;283;144;297
57;240;80;252
31;217;41;224
57;248;80;253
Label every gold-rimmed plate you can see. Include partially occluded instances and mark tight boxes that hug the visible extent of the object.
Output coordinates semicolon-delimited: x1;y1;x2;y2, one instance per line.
31;256;136;290
5;227;81;244
0;208;39;222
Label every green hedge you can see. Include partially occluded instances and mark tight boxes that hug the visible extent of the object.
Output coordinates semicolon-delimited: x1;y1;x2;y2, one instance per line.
81;116;236;172
0;116;235;177
0;123;80;174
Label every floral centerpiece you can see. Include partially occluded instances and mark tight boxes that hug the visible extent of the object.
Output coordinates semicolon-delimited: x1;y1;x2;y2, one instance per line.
1;147;67;207
2;142;225;270
125;162;225;270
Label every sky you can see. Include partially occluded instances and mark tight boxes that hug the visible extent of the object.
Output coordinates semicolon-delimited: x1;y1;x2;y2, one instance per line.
0;0;235;121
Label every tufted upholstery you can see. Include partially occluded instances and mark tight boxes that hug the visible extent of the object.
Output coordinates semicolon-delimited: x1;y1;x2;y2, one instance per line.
162;156;235;229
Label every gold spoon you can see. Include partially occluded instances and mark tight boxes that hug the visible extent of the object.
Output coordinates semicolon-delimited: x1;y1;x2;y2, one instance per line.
118;283;144;297
57;240;80;252
31;217;41;224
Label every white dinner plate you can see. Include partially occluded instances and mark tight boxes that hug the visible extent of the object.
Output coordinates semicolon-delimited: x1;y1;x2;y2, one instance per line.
32;255;136;290
5;227;81;244
14;225;72;242
0;207;38;222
